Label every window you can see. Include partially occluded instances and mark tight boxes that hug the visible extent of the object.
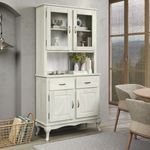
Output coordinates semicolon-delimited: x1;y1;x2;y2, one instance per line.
109;0;150;104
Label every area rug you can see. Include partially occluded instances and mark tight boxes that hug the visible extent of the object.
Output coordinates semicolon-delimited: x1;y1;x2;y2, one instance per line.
33;131;150;150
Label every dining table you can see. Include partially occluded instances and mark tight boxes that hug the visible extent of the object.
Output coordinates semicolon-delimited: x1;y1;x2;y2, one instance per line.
133;87;150;102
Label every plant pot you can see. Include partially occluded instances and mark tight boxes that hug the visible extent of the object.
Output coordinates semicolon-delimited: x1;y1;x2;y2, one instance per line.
74;63;79;71
81;63;86;71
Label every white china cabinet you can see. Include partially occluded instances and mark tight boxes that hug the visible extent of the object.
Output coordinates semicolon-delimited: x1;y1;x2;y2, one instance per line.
36;4;100;141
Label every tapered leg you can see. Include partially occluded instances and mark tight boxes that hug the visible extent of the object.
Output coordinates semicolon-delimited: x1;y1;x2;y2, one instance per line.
96;121;101;132
35;122;40;135
44;127;51;141
126;131;133;150
35;126;40;135
114;108;120;132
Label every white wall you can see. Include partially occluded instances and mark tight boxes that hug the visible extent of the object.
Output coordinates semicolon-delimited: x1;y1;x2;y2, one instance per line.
97;0;109;121
0;0;109;121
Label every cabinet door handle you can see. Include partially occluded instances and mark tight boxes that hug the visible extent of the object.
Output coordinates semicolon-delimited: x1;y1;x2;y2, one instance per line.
77;101;80;108
59;83;66;86
72;101;74;109
84;82;91;84
74;26;77;33
68;26;71;34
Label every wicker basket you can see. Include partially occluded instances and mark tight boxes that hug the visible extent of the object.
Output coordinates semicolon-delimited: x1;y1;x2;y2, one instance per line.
0;113;35;148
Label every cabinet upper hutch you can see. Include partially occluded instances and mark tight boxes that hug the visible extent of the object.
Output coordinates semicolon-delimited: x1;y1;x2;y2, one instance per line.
45;6;96;51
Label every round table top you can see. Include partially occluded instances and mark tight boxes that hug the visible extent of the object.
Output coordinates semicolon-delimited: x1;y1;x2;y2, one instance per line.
133;88;150;99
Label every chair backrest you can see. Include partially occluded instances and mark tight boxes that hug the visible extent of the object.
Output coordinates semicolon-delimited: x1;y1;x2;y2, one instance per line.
126;98;150;125
115;84;144;101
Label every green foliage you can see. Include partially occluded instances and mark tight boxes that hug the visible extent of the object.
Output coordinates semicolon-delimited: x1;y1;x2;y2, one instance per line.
70;53;86;63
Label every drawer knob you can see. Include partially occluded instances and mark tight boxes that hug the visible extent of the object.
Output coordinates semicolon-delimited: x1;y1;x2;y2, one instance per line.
72;101;74;109
59;83;66;86
77;101;80;108
84;82;91;84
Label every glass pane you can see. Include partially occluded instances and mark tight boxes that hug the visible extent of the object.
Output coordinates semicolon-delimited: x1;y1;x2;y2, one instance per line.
76;15;92;47
112;70;124;103
111;37;124;103
77;32;92;47
51;12;68;46
128;0;145;33
77;15;92;30
51;12;68;28
148;34;150;84
51;31;68;46
149;0;150;32
128;35;145;84
110;1;124;35
112;37;124;69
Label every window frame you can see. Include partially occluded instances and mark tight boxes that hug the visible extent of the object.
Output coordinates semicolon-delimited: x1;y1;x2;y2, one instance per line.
109;0;150;104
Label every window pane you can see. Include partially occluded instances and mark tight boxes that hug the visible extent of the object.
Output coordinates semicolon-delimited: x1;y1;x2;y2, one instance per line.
128;0;145;33
149;0;150;32
147;34;150;85
51;12;68;46
110;1;124;35
111;37;124;103
112;37;124;69
128;35;145;84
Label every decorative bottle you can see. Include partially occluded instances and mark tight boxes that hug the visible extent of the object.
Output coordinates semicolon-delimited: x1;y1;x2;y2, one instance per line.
86;58;92;74
74;62;79;71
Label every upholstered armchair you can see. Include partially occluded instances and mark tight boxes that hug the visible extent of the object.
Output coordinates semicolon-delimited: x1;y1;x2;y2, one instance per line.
114;84;144;132
126;99;150;150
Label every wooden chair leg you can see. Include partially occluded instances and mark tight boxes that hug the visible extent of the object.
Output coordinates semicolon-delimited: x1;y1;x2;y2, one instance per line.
126;131;133;150
114;108;120;132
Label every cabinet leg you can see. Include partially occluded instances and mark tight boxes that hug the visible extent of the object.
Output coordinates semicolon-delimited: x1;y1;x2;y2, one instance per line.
96;121;101;132
36;126;40;136
44;127;51;141
35;122;40;136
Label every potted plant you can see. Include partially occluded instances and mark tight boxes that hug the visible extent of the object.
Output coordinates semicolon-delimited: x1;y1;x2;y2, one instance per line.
70;53;86;71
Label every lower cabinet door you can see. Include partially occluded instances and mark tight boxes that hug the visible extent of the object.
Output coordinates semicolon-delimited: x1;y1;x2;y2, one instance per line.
49;90;75;122
76;88;99;118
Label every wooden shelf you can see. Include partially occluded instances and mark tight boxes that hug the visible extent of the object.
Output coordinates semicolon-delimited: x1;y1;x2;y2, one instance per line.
46;50;94;53
77;29;91;32
51;27;67;31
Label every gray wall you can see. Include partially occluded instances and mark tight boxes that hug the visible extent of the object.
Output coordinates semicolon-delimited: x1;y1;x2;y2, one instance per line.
0;6;17;119
0;0;109;121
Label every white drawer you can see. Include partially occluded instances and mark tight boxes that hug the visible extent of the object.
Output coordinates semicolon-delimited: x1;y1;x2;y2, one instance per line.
76;76;99;88
49;78;75;90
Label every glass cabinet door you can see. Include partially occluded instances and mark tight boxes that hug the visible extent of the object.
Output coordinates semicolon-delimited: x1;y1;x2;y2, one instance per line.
47;7;72;51
73;9;96;51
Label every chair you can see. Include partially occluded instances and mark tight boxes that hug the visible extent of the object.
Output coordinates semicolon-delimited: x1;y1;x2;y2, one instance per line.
114;84;144;132
126;99;150;150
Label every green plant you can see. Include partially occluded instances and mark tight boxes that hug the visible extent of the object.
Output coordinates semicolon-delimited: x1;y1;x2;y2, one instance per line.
70;53;86;63
80;53;86;64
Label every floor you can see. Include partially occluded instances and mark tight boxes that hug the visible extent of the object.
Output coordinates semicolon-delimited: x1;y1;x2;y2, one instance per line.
1;105;130;150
